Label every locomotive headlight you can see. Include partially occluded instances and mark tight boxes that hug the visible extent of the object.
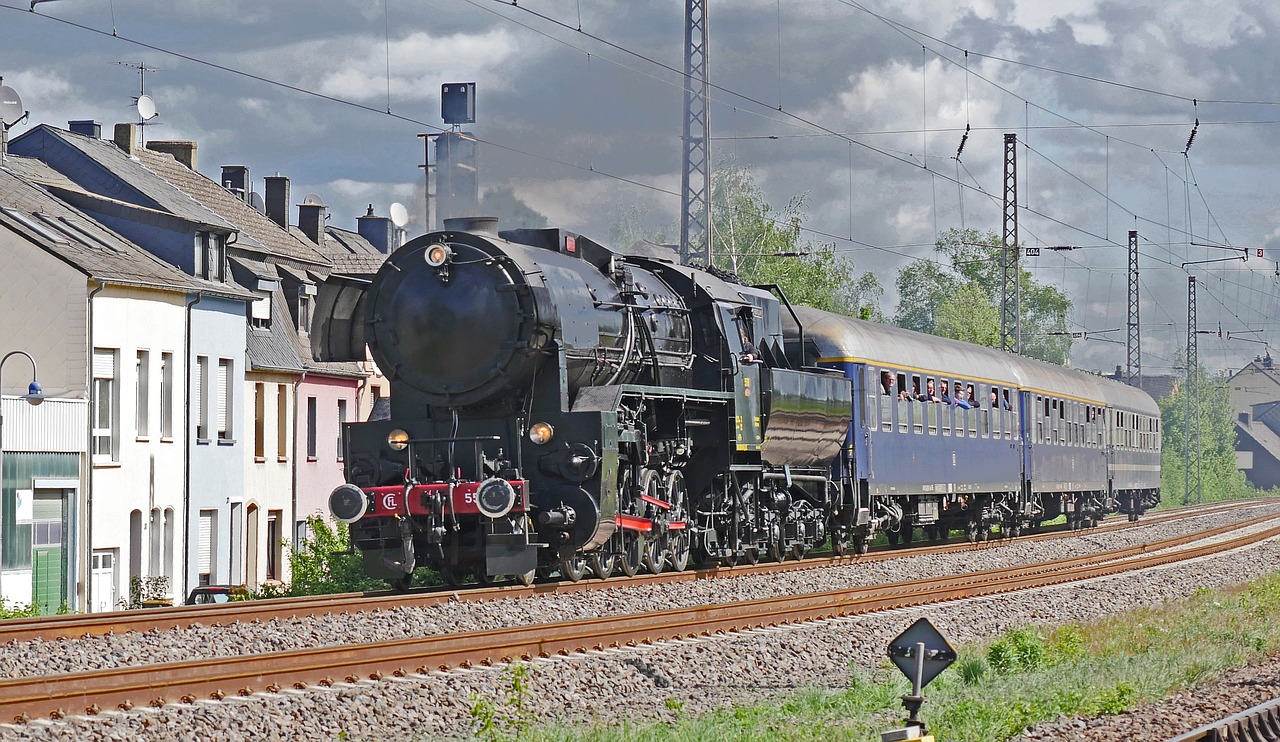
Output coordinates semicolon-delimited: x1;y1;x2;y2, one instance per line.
424;243;453;267
329;483;371;523
387;428;410;451
528;422;554;445
475;477;518;519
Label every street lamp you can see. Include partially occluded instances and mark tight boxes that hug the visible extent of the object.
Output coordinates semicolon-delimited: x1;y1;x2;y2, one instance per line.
0;350;43;607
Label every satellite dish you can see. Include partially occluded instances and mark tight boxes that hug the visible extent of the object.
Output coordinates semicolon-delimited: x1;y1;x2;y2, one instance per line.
136;94;157;121
389;202;408;228
302;193;325;206
249;192;266;214
0;85;24;126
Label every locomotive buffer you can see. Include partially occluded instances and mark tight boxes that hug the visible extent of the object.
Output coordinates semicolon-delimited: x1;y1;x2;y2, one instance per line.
882;617;956;741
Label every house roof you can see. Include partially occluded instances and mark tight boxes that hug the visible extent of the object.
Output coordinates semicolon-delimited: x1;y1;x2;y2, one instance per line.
1237;416;1280;463
0;159;246;299
16;125;238;233
135;146;333;268
320;226;388;276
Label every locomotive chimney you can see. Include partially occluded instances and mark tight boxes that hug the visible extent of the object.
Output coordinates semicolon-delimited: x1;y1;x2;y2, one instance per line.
443;216;498;236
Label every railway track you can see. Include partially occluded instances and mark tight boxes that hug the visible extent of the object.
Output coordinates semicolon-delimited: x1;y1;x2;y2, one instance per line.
0;498;1262;646
2;507;1278;725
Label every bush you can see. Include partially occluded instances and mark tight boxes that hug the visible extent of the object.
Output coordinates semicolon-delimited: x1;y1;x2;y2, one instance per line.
987;627;1046;673
286;515;386;596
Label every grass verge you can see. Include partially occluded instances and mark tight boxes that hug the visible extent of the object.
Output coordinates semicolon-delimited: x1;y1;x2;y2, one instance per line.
478;570;1280;741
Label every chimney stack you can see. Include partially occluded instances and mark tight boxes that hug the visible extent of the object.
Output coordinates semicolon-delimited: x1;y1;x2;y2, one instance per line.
221;165;250;202
357;204;395;254
265;174;290;229
298;199;327;245
113;123;137;155
1240;411;1251;425
147;140;198;170
68;120;101;138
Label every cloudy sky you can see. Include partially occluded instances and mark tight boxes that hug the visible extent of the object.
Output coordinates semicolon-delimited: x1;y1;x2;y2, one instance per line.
4;0;1280;375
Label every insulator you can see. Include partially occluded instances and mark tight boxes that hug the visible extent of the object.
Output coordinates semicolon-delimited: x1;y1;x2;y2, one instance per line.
1184;119;1199;154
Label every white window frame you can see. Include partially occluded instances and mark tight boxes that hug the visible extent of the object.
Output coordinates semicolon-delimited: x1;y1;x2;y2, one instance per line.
160;351;174;440
216;358;233;441
92;348;118;463
135;349;150;439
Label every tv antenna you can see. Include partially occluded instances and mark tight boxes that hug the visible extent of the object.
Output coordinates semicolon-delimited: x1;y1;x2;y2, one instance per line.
0;77;31;167
118;61;159;145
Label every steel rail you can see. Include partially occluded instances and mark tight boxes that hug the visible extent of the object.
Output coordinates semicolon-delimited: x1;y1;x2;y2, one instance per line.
2;513;1278;724
0;498;1263;644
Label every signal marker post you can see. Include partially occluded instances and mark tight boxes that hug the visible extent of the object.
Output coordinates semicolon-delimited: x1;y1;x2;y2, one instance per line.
881;617;956;742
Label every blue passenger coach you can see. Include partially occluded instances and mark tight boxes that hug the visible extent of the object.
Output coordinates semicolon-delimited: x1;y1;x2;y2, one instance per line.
789;305;1160;542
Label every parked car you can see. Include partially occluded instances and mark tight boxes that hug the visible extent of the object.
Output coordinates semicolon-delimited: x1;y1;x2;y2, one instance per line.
184;585;250;605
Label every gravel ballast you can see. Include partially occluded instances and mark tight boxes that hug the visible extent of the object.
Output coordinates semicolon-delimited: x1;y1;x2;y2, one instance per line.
2;503;1279;740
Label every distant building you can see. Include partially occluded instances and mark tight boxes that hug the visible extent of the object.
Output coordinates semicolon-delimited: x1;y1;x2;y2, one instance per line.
1104;366;1178;401
1235;402;1280;490
1227;352;1280;417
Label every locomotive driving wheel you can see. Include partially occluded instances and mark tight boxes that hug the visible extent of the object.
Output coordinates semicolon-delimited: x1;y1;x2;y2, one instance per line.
390;576;413;592
617;531;644;577
588;550;616;580
559;554;587;582
666;470;691;572
638;469;667;575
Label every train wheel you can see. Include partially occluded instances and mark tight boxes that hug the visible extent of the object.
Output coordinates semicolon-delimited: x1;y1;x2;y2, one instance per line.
886;529;899;546
515;569;535;587
666;471;690;573
617;533;643;577
476;570;495;586
832;533;849;557
854;533;870;555
390;576;413;592
768;538;784;563
644;538;667;574
589;551;616;580
790;542;807;561
559;555;586;583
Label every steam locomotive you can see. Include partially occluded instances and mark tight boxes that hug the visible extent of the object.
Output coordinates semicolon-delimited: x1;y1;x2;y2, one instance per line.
321;217;1161;588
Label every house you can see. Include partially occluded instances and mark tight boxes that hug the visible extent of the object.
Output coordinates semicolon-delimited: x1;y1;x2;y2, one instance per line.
10;125;255;601
1235;402;1280;490
11;122;370;588
1228;353;1280;416
0;155;248;612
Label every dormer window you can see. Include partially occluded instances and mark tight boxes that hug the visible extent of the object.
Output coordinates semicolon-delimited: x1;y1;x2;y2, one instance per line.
195;231;227;282
297;284;316;335
250;294;271;329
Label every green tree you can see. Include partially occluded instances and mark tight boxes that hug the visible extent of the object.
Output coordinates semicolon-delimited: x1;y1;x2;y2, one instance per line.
1159;361;1255;506
894;227;1073;364
936;282;1000;346
479;186;548;230
709;161;881;317
286;516;386;595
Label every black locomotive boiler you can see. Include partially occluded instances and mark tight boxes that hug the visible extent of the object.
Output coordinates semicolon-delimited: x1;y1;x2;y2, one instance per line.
321;217;855;587
318;217;1161;589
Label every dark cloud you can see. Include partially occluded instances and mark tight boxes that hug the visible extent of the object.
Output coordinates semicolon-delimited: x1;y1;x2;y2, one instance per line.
6;0;1280;373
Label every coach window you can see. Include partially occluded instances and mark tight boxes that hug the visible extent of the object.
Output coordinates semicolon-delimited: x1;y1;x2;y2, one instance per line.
880;370;894;432
911;375;923;434
940;382;952;437
897;373;909;434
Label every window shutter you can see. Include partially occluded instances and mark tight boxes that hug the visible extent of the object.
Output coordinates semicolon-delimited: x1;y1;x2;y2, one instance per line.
216;360;230;434
194;357;206;438
93;349;115;379
198;513;212;574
